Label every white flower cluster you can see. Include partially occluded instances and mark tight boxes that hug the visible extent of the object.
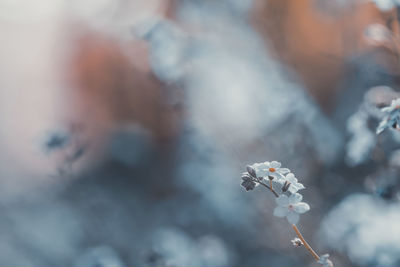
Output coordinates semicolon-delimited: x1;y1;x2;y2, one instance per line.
376;98;400;134
241;161;309;224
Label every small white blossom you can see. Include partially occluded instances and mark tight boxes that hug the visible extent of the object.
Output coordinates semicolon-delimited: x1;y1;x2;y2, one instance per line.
291;237;303;247
273;193;310;224
318;254;333;267
282;173;305;193
248;161;289;180
246;163;265;178
264;161;290;179
376;98;400;134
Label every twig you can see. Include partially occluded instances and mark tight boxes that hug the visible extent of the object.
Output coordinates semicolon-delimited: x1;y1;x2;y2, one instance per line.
292;224;320;261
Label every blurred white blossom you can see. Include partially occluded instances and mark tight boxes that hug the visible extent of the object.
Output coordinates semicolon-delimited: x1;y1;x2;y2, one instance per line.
134;18;189;82
364;23;392;46
75;246;125;267
346;110;376;166
377;98;400;134
140;4;342;164
152;228;231;267
320;194;400;266
318;254;333;267
372;0;400;11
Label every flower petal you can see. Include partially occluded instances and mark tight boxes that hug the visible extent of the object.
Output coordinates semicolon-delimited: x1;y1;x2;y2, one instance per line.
296;183;305;190
376;119;389;134
288;183;305;194
285;173;297;183
256;169;268;177
271;179;284;194
270;161;281;169
289;193;303;203
319;254;329;262
276;195;289;207
287;211;299;224
318;254;333;267
293;202;310;214
271;172;284;180
273;207;288;217
288;186;298;194
381;106;393;113
279;168;290;174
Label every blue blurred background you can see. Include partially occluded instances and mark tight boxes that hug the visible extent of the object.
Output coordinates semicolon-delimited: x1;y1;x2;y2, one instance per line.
0;0;400;266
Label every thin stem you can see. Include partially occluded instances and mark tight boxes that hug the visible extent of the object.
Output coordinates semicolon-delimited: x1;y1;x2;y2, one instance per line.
268;180;279;198
257;180;279;197
251;175;330;264
292;224;320;262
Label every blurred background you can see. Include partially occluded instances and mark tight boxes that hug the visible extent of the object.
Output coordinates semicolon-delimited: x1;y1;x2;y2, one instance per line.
1;0;400;266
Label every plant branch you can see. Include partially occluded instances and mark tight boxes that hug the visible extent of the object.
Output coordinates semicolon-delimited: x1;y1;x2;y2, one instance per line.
292;224;320;262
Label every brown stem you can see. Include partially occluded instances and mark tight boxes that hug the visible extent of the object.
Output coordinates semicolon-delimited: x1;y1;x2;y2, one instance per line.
254;178;328;264
257;180;279;197
292;224;320;261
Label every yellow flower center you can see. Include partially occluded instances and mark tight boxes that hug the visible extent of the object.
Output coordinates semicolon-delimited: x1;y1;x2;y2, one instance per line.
269;168;276;172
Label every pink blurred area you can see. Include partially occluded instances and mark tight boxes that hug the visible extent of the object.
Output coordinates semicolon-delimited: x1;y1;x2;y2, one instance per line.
0;0;178;196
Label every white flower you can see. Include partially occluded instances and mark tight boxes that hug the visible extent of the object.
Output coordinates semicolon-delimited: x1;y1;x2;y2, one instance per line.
246;162;266;178
265;161;290;179
249;161;289;180
282;173;305;193
376;98;400;134
318;254;333;267
273;193;310;224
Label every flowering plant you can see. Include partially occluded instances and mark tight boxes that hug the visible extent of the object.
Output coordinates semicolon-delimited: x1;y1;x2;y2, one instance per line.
241;161;333;267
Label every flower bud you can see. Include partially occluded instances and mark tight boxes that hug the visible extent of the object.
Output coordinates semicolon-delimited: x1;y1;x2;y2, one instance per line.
246;165;257;178
282;181;291;192
291;237;303;247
